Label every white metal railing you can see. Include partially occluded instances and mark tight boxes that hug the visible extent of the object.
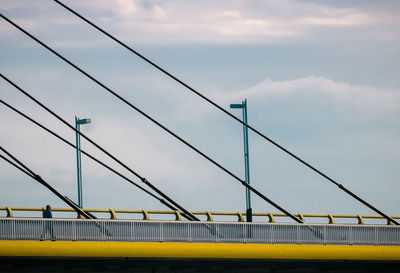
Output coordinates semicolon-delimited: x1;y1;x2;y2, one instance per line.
0;218;399;245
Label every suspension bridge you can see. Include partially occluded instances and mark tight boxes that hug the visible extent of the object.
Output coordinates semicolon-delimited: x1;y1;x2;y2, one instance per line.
1;1;399;272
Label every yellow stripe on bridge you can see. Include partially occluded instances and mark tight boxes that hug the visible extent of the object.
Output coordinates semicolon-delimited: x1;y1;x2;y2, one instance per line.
1;241;399;261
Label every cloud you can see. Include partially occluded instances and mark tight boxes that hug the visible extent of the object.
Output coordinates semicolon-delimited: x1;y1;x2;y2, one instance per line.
224;76;400;117
1;0;397;46
107;0;375;44
114;0;138;17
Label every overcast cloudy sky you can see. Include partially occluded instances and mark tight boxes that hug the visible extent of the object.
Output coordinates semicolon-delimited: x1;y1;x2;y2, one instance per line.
1;0;399;221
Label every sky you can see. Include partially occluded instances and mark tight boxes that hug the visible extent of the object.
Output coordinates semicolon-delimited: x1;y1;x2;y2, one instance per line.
1;0;400;221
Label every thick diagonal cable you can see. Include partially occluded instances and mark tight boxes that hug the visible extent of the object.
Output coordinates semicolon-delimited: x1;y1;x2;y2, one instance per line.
0;74;199;222
0;146;95;219
50;2;400;225
0;99;192;220
0;15;303;223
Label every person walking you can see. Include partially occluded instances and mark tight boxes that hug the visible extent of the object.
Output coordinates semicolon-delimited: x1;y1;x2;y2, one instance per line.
42;205;55;240
43;205;52;218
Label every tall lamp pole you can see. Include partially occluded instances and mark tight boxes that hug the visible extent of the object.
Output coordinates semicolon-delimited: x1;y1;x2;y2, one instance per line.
230;99;252;222
75;116;91;208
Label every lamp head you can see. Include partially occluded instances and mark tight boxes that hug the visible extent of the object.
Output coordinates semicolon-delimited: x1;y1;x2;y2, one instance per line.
77;118;91;125
230;104;243;109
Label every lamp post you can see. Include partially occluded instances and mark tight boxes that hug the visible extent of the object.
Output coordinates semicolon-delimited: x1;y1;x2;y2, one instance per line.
75;116;91;208
230;99;252;222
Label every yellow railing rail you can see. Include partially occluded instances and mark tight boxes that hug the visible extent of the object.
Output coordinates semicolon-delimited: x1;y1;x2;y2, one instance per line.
1;207;399;225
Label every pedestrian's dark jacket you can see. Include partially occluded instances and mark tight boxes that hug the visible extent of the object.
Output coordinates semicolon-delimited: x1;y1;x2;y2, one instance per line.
43;208;52;218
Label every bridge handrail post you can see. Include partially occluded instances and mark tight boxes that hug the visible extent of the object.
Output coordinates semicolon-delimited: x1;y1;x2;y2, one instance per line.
142;210;149;220
206;212;213;221
109;209;117;219
267;213;275;223
76;210;84;219
174;211;182;221
297;214;305;223
5;207;14;218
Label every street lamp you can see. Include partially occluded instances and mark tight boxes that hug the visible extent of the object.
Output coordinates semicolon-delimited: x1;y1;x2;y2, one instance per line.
230;99;252;222
75;116;91;208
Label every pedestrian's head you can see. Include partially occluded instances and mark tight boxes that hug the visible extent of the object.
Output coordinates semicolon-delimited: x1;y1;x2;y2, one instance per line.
46;205;51;210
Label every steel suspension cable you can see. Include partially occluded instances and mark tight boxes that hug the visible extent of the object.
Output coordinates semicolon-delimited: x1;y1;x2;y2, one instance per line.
0;74;199;222
0;14;303;223
0;99;189;218
50;2;399;225
0;146;95;219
